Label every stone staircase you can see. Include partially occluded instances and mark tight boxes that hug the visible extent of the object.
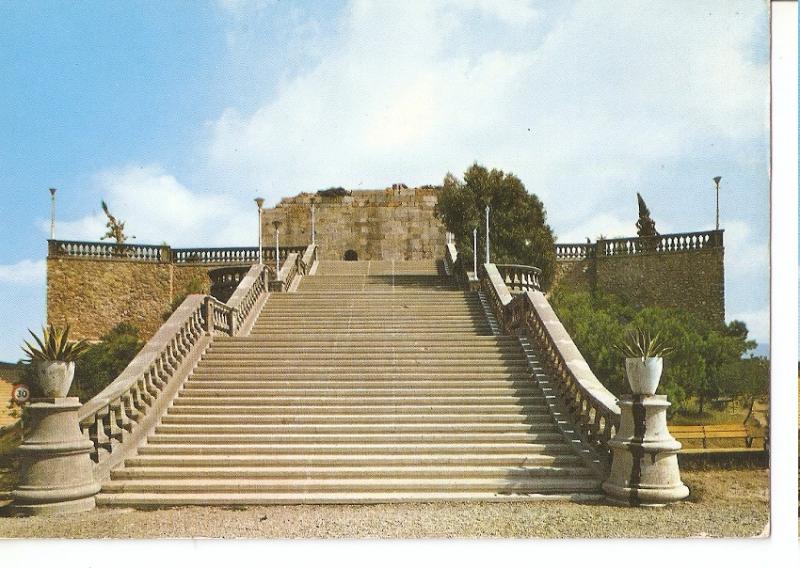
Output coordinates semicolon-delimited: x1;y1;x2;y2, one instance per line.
97;260;601;505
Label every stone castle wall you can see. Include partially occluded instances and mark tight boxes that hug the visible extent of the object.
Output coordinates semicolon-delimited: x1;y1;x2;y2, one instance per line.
47;257;233;341
260;187;446;261
553;232;725;326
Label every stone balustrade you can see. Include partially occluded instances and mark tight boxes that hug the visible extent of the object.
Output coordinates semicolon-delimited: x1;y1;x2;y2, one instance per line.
76;261;271;479
269;253;295;292
555;229;723;261
478;261;621;462
494;263;541;293
48;239;307;265
554;243;595;261
444;240;621;464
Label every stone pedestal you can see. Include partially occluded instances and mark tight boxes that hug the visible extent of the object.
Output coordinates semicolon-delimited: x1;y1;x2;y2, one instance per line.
602;394;689;506
11;398;100;516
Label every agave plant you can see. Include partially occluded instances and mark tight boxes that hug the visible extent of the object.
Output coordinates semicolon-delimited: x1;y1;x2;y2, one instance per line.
613;327;673;360
22;324;91;362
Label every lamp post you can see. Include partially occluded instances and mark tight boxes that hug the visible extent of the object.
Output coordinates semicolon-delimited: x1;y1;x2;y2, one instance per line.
473;227;478;275
310;197;317;245
712;176;721;231
485;205;490;264
49;188;57;240
254;197;264;265
273;220;282;273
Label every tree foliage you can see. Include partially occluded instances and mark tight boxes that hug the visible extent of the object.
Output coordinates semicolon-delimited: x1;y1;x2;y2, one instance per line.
549;290;759;415
435;163;557;289
70;323;145;402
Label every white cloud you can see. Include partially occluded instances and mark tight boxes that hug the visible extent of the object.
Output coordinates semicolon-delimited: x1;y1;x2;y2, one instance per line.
52;165;256;247
0;260;46;286
723;219;769;277
204;0;768;228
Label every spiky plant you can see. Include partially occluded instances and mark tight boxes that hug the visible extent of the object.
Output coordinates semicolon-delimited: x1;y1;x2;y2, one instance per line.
22;324;91;362
613;327;673;360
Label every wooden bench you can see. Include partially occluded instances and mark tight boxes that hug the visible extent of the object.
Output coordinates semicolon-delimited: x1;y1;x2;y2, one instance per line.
670;424;765;454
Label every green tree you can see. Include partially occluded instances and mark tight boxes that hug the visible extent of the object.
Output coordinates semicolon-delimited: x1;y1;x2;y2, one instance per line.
70;323;144;402
719;356;769;424
549;290;757;417
435;163;557;289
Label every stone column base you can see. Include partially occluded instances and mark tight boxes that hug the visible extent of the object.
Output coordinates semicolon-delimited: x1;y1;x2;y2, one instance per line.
602;394;689;507
11;398;100;516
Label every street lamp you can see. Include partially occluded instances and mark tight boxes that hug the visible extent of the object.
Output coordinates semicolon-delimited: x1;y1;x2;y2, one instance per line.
49;188;57;240
254;197;264;265
485;205;490;264
473;227;478;275
712;176;722;231
310;197;317;245
272;219;282;273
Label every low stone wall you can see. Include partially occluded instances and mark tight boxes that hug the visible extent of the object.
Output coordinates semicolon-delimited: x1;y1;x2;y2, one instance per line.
46;257;244;341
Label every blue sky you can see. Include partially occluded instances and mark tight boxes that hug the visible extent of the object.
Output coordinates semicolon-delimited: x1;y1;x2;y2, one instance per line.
0;0;770;361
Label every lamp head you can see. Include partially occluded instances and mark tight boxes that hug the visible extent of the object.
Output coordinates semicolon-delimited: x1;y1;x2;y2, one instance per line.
49;187;57;197
713;176;721;189
254;197;265;209
272;220;282;231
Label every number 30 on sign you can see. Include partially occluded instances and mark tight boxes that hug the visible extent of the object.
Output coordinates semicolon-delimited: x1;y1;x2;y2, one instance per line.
11;383;31;404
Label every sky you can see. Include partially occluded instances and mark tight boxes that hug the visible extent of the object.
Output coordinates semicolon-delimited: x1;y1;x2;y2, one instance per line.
0;0;770;362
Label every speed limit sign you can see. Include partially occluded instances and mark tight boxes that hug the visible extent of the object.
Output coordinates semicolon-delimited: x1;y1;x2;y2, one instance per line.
11;383;31;404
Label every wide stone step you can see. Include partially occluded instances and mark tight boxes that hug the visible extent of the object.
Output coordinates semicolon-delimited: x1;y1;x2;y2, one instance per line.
168;403;547;414
155;422;554;434
95;490;602;506
217;335;508;344
172;395;546;406
100;477;601;495
192;366;532;381
146;431;565;444
111;464;592;481
124;452;583;468
250;326;493;333
193;362;528;372
161;411;552;423
137;441;574;455
182;379;537;389
178;387;542;398
196;355;526;365
203;347;521;357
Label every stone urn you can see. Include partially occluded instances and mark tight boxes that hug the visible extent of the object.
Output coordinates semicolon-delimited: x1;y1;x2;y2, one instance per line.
625;357;662;395
33;360;75;398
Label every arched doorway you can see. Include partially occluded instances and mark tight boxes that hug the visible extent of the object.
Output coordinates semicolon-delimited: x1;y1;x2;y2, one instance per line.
343;249;358;261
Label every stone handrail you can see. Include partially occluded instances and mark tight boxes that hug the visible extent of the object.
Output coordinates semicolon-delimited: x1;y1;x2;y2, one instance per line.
299;243;318;275
48;240;167;262
48;239;307;265
494;263;541;293
599;230;722;256
77;263;270;479
554;243;596;261
226;264;268;333
269;252;300;292
554;230;723;261
478;261;620;462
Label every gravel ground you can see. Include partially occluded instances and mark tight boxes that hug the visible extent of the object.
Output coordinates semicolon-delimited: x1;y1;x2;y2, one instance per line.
0;470;768;539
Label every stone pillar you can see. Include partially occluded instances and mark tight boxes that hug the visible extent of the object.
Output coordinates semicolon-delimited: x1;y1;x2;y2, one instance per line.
11;398;100;516
602;395;689;506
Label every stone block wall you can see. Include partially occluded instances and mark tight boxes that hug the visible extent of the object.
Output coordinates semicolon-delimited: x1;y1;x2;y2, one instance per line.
553;231;725;327
261;187;446;261
46;257;239;342
594;248;725;325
